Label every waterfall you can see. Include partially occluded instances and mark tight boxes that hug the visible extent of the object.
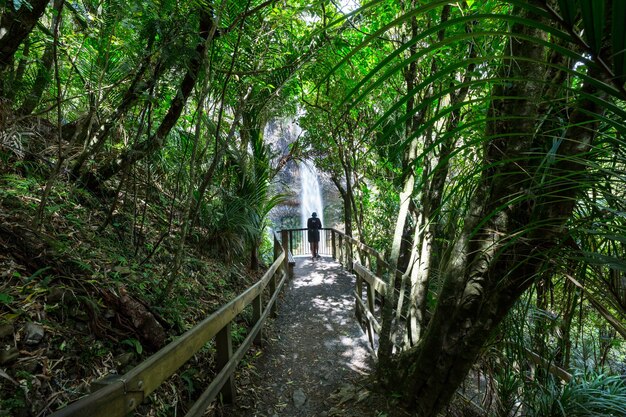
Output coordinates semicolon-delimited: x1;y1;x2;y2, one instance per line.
300;160;324;228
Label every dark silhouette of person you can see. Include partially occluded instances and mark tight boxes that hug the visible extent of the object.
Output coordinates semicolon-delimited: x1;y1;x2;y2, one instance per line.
307;212;322;258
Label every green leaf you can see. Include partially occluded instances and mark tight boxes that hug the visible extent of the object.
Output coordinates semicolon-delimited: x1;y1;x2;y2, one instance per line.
24;267;52;283
580;0;605;53
557;0;578;26
122;338;143;355
612;0;626;81
0;293;14;304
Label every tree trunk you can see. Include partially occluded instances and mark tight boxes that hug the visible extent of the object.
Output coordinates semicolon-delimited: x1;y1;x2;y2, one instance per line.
330;173;352;238
19;0;65;115
378;134;418;375
391;3;607;415
406;37;477;346
5;36;30;100
378;0;424;375
0;0;49;78
250;240;260;270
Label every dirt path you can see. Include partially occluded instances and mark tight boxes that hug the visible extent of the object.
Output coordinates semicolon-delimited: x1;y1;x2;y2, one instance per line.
223;256;384;417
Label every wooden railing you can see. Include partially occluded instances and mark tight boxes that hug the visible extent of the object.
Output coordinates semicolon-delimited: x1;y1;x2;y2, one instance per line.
50;227;578;416
298;228;575;383
281;228;395;352
48;233;291;417
290;229;573;383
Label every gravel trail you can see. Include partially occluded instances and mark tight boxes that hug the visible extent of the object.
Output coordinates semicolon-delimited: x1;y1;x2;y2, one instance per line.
224;255;378;417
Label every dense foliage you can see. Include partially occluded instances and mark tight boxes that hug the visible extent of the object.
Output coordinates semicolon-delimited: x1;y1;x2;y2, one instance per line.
1;0;625;416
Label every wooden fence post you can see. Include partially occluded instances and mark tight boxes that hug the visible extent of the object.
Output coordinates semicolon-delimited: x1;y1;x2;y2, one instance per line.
253;294;263;344
356;274;363;324
338;234;343;265
281;230;289;275
376;254;384;278
331;230;336;259
271;240;279;311
365;282;376;349
271;236;280;317
216;323;235;403
269;273;277;317
274;236;280;262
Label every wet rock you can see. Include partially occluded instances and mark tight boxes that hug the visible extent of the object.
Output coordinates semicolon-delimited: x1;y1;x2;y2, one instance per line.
293;388;307;408
24;322;44;345
0;346;19;364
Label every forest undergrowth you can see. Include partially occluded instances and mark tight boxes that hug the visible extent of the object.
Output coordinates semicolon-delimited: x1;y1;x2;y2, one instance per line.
0;103;264;417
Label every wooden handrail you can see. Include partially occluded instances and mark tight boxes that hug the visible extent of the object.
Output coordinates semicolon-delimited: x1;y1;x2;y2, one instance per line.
329;229;577;384
353;262;388;294
48;227;578;416
48;236;288;417
185;267;289;416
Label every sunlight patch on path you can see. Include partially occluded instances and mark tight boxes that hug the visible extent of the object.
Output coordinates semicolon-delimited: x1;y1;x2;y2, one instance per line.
225;256;374;416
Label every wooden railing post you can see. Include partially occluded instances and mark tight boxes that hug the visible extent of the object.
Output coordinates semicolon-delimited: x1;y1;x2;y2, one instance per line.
331;230;336;259
338;234;343;265
365;282;376;348
376;254;384;278
274;236;280;262
355;274;363;324
269;273;277;317
216;324;235;403
281;230;289;274
270;238;279;317
271;236;280;317
253;294;263;344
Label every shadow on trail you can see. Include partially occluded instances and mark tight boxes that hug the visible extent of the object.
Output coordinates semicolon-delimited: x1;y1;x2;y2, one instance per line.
224;256;374;417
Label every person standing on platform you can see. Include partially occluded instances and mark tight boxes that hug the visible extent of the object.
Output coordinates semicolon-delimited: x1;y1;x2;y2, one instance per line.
307;212;322;258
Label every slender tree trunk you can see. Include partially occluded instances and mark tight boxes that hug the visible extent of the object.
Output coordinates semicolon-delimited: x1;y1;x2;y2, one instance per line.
557;277;579;369
378;134;418;375
161;93;203;300
19;0;65;115
406;35;477;346
381;2;455;356
5;36;30;101
334;143;354;238
36;0;64;226
379;0;435;375
330;174;352;237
